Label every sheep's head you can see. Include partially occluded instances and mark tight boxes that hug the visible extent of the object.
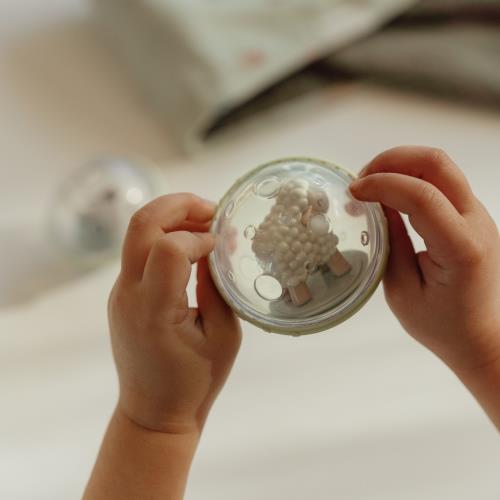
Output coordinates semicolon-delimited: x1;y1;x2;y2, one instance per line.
307;188;329;214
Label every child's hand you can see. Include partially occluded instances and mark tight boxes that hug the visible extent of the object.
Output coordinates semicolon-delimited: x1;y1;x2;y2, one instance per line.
350;147;500;412
108;193;241;434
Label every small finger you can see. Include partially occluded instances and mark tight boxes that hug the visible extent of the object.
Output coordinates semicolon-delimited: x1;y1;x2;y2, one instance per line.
122;194;215;281
360;146;475;213
350;173;470;266
142;231;214;307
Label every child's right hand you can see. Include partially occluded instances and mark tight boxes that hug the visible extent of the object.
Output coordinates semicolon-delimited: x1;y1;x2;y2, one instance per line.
108;193;241;435
350;147;500;426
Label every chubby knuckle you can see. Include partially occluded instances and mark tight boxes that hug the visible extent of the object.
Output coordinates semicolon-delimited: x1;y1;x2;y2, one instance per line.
413;182;440;209
427;147;451;168
156;234;185;258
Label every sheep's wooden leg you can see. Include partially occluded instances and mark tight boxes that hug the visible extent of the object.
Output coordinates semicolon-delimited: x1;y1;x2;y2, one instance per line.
328;251;351;277
289;282;312;306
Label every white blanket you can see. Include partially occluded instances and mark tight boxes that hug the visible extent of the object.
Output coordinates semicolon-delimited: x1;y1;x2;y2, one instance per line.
1;243;498;499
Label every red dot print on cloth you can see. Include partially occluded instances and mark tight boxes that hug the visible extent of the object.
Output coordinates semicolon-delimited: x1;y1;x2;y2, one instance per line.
241;49;267;67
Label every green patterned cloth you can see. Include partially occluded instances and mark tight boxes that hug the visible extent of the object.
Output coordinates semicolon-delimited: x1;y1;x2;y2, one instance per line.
92;0;500;151
92;0;417;151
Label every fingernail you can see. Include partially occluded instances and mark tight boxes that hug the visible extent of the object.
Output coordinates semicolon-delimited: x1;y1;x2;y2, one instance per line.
201;198;217;208
349;179;364;192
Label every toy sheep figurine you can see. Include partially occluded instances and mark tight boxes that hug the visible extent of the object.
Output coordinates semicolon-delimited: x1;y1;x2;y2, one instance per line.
252;178;351;306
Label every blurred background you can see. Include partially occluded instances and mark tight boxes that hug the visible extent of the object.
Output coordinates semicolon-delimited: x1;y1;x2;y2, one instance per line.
1;1;499;499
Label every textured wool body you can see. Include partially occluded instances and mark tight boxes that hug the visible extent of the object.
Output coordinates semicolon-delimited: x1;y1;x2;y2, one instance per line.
252;179;339;288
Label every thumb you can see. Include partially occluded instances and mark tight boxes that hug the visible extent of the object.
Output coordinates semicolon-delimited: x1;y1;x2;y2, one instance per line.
196;258;242;350
383;207;421;293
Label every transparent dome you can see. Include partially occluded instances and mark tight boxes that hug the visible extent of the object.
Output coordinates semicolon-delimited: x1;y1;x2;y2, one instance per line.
209;158;389;335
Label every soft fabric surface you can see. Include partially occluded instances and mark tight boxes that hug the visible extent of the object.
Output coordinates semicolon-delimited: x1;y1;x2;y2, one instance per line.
92;0;417;151
92;0;500;151
327;1;500;106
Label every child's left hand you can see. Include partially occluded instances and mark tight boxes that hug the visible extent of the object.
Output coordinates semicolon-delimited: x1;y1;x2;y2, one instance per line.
108;193;241;434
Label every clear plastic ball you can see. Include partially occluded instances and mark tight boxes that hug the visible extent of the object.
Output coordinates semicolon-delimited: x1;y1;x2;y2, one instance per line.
209;158;389;335
48;156;165;266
